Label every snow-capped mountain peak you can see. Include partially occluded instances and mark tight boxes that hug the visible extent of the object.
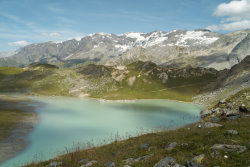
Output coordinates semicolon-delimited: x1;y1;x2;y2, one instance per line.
174;30;219;47
125;32;146;41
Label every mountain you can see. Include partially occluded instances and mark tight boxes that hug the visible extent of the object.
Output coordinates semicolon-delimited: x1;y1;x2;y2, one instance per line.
0;29;249;70
0;51;16;58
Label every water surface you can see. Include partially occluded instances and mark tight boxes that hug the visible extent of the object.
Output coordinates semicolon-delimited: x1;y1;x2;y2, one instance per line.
1;96;202;167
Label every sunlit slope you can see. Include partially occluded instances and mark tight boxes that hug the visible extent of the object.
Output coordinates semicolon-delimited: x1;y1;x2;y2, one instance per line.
0;56;249;101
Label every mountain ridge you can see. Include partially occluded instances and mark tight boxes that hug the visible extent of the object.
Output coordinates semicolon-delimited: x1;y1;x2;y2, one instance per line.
0;29;249;70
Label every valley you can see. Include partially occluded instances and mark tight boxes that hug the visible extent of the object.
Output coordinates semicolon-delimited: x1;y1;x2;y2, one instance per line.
0;29;249;167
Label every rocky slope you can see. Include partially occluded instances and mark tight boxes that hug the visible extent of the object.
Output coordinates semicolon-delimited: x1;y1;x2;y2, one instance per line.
0;55;249;102
193;55;250;106
1;29;250;70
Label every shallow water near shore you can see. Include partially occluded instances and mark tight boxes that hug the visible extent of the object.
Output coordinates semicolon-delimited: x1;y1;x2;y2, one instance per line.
1;96;202;167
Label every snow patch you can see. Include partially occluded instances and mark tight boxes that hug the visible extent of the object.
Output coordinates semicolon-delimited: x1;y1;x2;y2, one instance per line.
125;32;146;41
115;44;131;52
93;42;104;48
143;31;168;47
51;41;63;44
175;31;218;47
98;32;111;36
74;37;83;41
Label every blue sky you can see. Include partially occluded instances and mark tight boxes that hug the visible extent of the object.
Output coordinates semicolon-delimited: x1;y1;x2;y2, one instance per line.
0;0;250;51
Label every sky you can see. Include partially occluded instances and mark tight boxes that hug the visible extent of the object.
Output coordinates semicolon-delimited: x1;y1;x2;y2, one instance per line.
0;0;250;51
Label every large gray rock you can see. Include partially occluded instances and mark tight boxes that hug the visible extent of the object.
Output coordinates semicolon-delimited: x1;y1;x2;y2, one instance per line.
210;116;220;123
140;143;149;149
211;144;247;153
47;161;62;167
165;142;177;151
226;114;241;120
200;109;212;118
219;99;226;104
80;160;97;167
212;108;221;114
226;130;238;135
192;154;205;164
154;157;184;167
223;109;239;116
123;154;154;165
199;122;222;128
105;161;115;167
239;104;249;113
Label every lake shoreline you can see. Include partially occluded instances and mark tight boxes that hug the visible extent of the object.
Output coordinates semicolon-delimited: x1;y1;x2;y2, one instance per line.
1;94;202;166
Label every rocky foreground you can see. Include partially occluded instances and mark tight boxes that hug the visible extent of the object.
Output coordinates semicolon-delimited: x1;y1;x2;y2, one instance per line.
24;88;249;167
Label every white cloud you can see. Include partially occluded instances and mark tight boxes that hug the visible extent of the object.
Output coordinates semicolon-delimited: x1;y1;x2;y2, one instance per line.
42;32;61;37
207;20;250;31
8;40;30;47
214;0;250;17
207;0;250;31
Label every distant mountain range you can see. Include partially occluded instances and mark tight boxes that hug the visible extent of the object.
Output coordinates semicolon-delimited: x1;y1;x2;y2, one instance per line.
0;29;249;70
0;51;16;58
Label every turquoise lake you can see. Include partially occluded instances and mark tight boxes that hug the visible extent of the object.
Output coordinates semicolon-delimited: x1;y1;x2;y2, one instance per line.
1;97;202;167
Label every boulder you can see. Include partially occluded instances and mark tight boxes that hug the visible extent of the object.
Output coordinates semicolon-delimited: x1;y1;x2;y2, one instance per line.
165;142;177;151
200;109;212;118
219;99;226;104
226;114;241;120
158;72;168;83
123;158;135;165
105;161;115;167
136;154;154;161
211;144;247;153
123;154;154;165
47;161;62;167
223;109;239;116
140;143;149;149
199;122;222;128
210;116;220;123
181;142;189;147
80;160;97;167
226;130;238;135
192;154;205;164
154;157;184;167
212;108;221;114
239;104;249;113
